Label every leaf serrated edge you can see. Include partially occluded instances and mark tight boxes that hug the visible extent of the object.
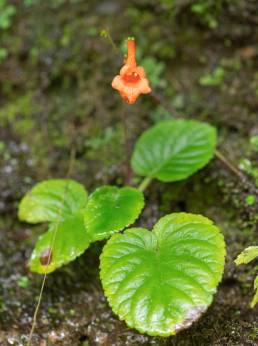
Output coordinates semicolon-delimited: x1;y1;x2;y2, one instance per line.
84;186;145;242
18;179;88;223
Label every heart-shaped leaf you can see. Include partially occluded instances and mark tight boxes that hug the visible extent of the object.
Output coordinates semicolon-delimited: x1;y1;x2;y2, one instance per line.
131;119;216;182
84;186;144;242
19;179;88;223
100;212;225;336
30;212;90;274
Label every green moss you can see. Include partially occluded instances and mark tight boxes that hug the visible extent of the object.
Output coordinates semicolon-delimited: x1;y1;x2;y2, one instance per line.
0;92;38;136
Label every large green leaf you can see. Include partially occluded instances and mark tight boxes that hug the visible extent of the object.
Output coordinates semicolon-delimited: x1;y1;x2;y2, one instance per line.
19;179;88;223
84;186;144;242
30;212;90;274
131;119;216;182
100;212;225;336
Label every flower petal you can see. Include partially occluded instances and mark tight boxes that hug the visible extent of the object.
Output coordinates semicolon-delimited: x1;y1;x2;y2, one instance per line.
112;75;124;91
120;85;141;104
138;78;152;94
135;66;146;78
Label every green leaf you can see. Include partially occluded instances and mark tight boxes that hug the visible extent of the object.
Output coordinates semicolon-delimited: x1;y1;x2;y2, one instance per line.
19;179;89;274
19;179;88;223
235;246;258;265
131;119;216;182
235;246;258;308
30;212;90;274
100;212;225;336
84;186;144;241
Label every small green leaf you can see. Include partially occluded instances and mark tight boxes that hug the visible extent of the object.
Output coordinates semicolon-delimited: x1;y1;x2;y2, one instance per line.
19;179;89;274
19;179;88;223
100;212;225;336
131;119;216;182
30;212;90;274
235;246;258;265
84;186;144;241
235;246;258;308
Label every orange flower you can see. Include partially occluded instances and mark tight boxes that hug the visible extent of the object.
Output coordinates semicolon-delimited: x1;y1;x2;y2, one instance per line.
112;38;152;104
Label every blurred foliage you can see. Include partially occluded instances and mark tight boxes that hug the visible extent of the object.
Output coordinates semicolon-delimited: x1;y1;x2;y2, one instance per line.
250;136;258;152
17;276;29;289
199;66;225;87
0;0;16;30
0;0;16;62
191;0;222;29
245;195;255;206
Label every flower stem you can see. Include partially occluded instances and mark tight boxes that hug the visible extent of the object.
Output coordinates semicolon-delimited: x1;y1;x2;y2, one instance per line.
121;110;132;185
138;176;152;192
101;28;119;54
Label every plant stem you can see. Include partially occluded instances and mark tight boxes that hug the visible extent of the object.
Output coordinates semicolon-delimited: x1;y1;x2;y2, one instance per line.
27;146;76;346
121;109;132;185
215;149;258;195
138;176;152;192
215;149;244;181
102;28;119;54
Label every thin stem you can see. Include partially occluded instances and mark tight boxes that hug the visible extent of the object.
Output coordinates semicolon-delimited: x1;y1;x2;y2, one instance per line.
215;149;244;181
121;110;132;185
101;28;119;54
215;149;258;195
138;176;152;192
27;146;76;346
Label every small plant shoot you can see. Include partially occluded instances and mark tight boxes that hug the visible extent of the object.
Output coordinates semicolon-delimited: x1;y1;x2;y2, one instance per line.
100;213;225;336
235;246;258;308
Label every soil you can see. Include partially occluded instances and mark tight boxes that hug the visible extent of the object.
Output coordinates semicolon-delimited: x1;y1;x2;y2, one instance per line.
0;1;257;345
